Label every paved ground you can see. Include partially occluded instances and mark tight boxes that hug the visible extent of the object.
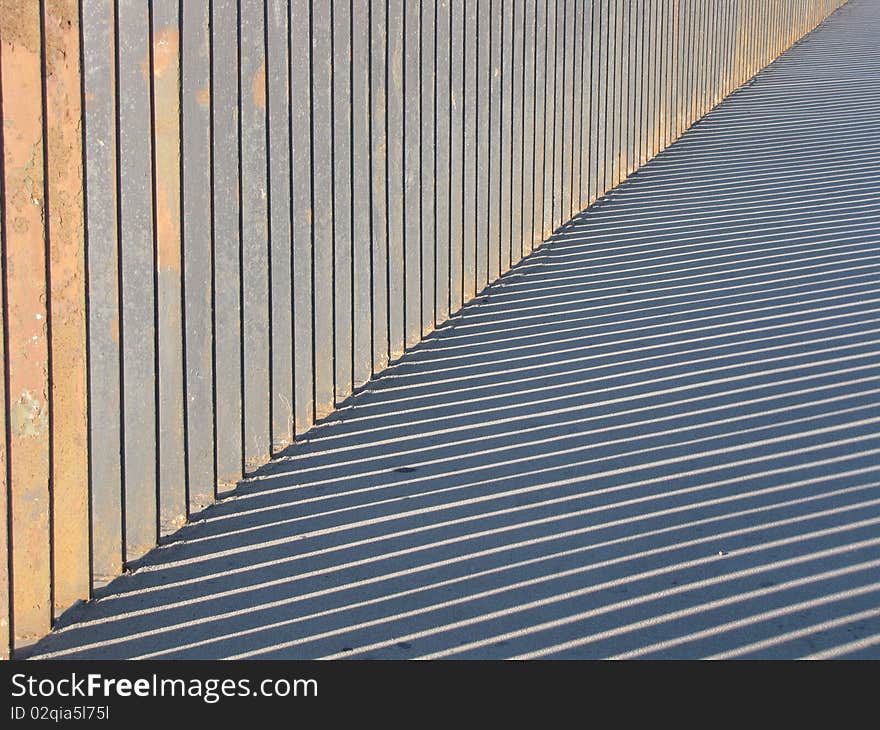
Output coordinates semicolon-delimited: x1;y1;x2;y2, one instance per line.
33;0;879;659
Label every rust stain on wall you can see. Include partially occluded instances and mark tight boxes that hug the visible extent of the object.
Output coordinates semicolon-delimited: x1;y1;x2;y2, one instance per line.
43;0;90;617
150;27;181;274
196;87;210;107
0;1;42;54
1;1;52;645
251;57;266;110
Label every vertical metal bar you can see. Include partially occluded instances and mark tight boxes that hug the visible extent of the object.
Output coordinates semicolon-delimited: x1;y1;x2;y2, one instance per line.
0;0;52;645
581;0;595;209
240;0;270;469
612;0;623;188
669;0;677;146
82;0;122;582
560;0;574;224
368;0;389;373
487;0;501;282
421;0;437;334
181;0;214;511
632;0;641;170
386;0;404;359
333;0;354;397
462;0;477;301
499;0;513;274
352;0;372;387
521;0;536;257
476;0;490;289
510;0;524;265
685;0;695;129
311;0;334;412
541;0;555;240
151;0;186;536
696;0;706;117
654;0;663;155
212;0;244;479
592;0;605;202
402;0;421;349
400;0;418;350
624;0;634;177
434;0;451;323
649;0;660;160
712;0;719;105
639;0;657;165
43;0;89;613
448;0;464;313
700;0;707;113
267;0;293;447
604;0;616;193
554;0;568;230
571;0;584;214
721;0;732;97
118;0;157;560
290;0;314;431
531;0;546;247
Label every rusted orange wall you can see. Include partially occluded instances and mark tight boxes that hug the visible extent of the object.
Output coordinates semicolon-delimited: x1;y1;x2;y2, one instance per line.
1;0;53;651
44;0;90;627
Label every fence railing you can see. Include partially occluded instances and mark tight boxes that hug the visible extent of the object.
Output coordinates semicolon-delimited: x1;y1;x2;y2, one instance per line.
0;0;847;655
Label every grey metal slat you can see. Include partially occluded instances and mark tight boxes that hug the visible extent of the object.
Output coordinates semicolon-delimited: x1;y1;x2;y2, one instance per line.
580;0;595;210
541;0;555;240
570;0;583;215
211;0;244;479
117;0;157;559
487;0;501;282
240;0;270;469
369;0;389;372
403;0;421;349
152;0;186;538
476;0;490;290
500;0;513;274
592;0;604;203
551;0;564;231
387;0;405;360
434;0;451;323
352;0;372;388
449;0;464;313
510;0;525;265
182;0;215;514
462;0;477;302
267;0;294;447
521;0;536;257
531;0;546;248
611;0;629;187
291;0;315;433
333;0;354;398
421;0;437;334
82;0;123;581
559;0;573;225
311;0;335;414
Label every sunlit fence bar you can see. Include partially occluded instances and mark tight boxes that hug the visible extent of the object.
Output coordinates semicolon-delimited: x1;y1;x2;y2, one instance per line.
0;0;847;655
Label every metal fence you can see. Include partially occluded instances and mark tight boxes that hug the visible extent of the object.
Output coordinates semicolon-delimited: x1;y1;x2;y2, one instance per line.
0;0;847;655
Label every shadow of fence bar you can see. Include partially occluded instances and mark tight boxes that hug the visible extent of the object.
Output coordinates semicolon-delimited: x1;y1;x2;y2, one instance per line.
0;0;848;656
